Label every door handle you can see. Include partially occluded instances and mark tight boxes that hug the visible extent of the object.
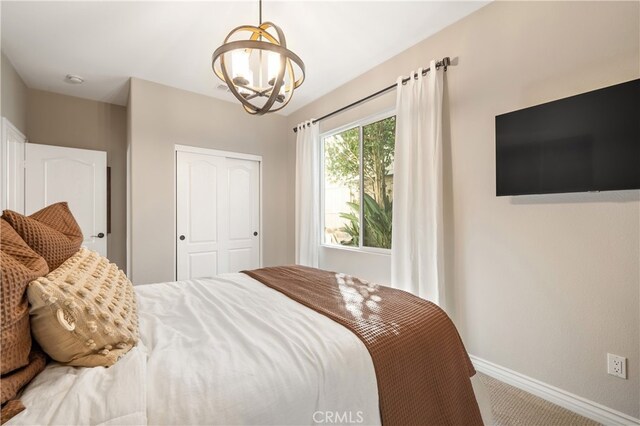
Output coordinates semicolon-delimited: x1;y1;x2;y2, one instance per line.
92;233;105;238
253;231;258;236
179;235;186;241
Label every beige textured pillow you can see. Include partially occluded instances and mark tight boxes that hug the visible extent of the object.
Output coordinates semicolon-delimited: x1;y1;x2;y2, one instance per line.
27;248;139;367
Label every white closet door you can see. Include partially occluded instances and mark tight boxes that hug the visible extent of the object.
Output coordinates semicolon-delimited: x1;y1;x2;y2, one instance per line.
25;144;107;256
226;158;260;272
176;151;260;280
176;152;227;280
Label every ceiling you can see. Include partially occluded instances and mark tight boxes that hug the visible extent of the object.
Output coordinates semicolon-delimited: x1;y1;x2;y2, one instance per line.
1;1;488;114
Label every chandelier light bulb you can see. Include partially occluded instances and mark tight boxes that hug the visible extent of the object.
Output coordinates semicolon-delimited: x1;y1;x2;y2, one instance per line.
231;50;251;85
267;51;281;85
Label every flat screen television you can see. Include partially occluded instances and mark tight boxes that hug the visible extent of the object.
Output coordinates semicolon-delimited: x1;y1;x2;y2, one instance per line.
495;79;640;196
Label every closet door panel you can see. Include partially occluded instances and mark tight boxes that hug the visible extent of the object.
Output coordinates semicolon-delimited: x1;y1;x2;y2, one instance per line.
227;158;260;271
176;152;227;280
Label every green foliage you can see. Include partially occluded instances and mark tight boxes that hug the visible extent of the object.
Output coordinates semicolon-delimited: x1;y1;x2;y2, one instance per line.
326;116;396;249
325;118;396;205
337;203;360;247
325;127;360;190
339;193;393;249
363;117;396;206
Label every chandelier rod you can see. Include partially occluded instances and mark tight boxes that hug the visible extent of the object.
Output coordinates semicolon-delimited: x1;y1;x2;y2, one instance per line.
293;57;454;133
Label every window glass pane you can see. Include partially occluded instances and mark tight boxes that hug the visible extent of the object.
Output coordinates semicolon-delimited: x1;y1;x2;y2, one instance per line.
323;127;360;246
362;116;395;249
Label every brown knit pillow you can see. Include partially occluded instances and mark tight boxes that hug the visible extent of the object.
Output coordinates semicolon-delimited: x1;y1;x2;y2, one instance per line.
0;350;46;406
1;254;36;376
0;221;49;422
0;219;49;281
0;221;49;374
1;400;26;424
3;202;83;271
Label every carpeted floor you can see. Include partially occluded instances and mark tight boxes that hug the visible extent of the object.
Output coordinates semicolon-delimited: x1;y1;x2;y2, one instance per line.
478;373;601;426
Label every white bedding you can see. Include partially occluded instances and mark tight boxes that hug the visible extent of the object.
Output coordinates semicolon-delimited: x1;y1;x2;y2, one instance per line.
10;273;492;425
10;274;379;425
8;343;147;425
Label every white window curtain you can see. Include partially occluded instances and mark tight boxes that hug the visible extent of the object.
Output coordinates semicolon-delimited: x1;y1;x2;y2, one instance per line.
391;60;445;308
295;120;320;267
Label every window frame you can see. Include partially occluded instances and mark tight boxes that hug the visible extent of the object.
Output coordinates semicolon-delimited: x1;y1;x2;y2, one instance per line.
319;108;396;255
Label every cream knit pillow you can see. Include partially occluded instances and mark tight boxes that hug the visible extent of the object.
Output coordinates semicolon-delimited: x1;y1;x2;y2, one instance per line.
27;248;138;367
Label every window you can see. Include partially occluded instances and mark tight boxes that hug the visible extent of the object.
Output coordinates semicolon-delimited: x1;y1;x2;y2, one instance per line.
322;114;396;251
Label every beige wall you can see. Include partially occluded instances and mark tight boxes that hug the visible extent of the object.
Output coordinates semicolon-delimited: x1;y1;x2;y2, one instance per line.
128;78;291;285
27;89;128;270
287;1;639;417
0;58;127;270
1;52;28;134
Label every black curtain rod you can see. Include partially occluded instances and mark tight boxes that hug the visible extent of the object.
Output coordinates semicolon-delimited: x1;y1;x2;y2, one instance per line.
293;56;452;133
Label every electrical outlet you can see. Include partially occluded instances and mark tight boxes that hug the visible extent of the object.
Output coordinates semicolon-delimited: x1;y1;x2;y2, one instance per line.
607;353;627;379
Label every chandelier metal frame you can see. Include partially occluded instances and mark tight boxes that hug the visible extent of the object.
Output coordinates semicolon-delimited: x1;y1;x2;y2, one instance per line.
211;1;305;115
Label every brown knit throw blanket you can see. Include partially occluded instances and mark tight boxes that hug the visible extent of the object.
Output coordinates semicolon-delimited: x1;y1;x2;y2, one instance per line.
243;265;483;426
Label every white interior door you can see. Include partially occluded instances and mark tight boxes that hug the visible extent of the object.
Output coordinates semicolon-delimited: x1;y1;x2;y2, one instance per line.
176;150;260;280
25;144;107;256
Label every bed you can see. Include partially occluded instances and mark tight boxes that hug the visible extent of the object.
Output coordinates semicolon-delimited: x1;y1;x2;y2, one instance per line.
8;273;493;425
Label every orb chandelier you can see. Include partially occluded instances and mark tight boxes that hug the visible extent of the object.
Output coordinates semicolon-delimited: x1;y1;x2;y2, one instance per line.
212;0;305;115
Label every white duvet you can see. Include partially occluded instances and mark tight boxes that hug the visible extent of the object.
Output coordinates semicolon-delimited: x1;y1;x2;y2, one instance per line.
10;273;492;425
10;273;381;425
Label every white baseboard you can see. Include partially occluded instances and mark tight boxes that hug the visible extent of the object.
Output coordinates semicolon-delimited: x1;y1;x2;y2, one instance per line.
470;354;640;426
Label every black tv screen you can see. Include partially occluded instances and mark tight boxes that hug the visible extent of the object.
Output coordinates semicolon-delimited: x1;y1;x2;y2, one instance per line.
496;79;640;196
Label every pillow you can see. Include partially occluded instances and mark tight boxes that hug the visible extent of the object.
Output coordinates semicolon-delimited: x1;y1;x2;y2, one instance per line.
28;248;139;367
0;220;49;422
3;202;83;271
0;219;50;275
0;351;46;410
1;400;26;424
0;254;38;375
0;219;48;375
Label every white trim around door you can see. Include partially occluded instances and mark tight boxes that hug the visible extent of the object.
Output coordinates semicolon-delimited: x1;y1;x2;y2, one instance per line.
175;144;262;163
1;117;27;213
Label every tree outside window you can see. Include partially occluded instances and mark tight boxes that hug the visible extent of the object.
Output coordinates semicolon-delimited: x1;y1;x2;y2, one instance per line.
323;115;395;249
